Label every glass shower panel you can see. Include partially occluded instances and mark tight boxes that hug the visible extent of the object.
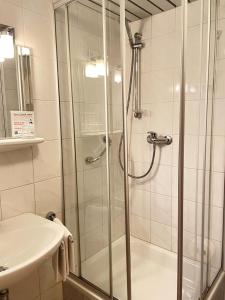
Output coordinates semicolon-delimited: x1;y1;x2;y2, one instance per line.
56;1;128;297
181;0;210;298
104;1;128;299
55;5;80;277
182;0;223;298
182;1;208;298
206;0;225;287
123;1;182;300
67;1;111;294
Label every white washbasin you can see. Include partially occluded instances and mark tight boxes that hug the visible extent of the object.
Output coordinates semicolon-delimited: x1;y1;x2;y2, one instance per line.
0;213;64;288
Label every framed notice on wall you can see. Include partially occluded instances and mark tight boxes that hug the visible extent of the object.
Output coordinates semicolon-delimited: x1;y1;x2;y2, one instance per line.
11;111;35;137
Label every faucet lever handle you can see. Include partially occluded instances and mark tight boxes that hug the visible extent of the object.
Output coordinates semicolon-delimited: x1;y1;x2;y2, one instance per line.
147;131;172;146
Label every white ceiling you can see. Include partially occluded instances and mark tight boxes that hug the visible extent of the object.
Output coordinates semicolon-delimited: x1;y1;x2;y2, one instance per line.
55;0;183;22
87;0;182;22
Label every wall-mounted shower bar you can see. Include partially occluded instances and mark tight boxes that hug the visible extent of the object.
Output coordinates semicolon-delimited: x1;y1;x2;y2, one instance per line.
132;33;144;119
133;45;141;118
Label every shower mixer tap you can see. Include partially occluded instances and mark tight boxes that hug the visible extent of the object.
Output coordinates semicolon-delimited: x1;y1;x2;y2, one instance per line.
147;131;172;146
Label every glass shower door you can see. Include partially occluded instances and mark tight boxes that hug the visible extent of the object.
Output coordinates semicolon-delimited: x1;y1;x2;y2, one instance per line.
66;0;112;295
180;0;212;298
181;0;225;299
204;0;225;290
55;0;128;298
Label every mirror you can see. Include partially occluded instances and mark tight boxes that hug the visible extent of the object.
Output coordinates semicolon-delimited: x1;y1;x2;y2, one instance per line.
0;24;32;138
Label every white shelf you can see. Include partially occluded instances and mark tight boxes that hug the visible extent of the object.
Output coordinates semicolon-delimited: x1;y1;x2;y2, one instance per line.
0;137;44;152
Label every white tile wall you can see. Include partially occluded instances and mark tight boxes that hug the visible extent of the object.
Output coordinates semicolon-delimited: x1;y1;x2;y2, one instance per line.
0;0;63;299
129;2;225;277
129;9;180;251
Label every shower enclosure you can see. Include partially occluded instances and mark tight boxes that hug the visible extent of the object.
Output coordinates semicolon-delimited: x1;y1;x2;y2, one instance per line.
54;0;225;299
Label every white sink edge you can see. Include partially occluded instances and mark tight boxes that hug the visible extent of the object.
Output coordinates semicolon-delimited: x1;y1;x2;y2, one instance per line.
3;231;62;275
0;213;64;288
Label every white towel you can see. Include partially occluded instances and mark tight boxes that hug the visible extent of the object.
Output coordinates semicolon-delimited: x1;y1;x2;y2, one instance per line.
52;218;75;282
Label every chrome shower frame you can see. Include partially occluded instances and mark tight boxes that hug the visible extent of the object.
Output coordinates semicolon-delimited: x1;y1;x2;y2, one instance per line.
54;0;225;299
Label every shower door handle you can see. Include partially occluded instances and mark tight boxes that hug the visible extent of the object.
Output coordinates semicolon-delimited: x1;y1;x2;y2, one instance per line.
85;135;112;164
85;147;107;164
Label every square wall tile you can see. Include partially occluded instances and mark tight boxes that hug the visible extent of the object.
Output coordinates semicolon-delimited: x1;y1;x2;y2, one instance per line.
184;135;199;169
31;56;58;101
130;133;154;163
131;214;150;242
23;8;55;60
22;0;53;18
0;148;33;191
34;101;60;140
83;168;102;202
35;177;62;217
211;171;225;207
151;193;171;226
151;9;175;38
148;102;173;134
210;207;224;242
0;1;24;44
83;198;103;234
1;184;35;220
33;100;60;140
84;227;104;259
131;188;150;219
185;101;200;135
211;136;225;172
141;69;174;103
151;221;172;250
33;140;61;182
150;165;172;196
8;270;39;300
212;100;225;136
41;283;63;300
150;33;180;70
215;59;225;99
